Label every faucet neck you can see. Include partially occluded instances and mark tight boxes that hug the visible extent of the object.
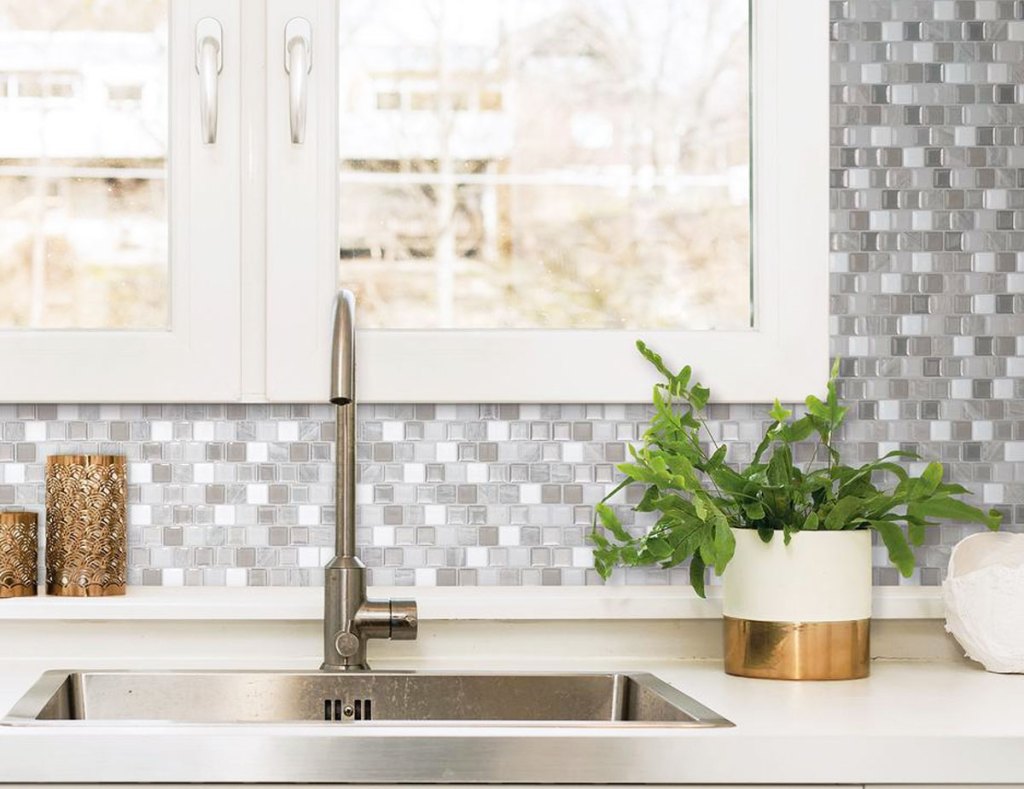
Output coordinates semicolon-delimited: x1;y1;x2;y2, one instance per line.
335;402;357;559
322;289;418;672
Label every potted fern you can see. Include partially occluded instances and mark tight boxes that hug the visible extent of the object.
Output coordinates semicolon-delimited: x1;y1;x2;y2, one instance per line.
591;342;1001;680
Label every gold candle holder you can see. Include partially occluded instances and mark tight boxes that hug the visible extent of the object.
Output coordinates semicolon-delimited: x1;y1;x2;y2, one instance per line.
45;455;127;597
0;512;38;598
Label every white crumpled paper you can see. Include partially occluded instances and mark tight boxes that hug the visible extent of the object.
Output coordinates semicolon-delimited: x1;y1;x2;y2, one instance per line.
944;531;1024;673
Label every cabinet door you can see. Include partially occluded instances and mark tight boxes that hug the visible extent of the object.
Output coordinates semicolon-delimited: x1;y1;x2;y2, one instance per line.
0;0;242;401
264;0;338;402
266;0;828;404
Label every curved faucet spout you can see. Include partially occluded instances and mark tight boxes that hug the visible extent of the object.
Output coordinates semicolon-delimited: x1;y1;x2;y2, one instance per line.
322;290;417;671
330;290;356;406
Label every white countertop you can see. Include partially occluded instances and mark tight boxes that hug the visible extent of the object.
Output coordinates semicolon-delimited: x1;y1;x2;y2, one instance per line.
0;587;1017;783
1;654;1023;784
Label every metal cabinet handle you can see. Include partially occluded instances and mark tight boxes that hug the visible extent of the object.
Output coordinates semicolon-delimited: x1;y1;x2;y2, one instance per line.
285;17;312;144
196;18;223;145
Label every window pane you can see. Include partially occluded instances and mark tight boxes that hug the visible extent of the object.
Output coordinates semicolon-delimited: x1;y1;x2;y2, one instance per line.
339;0;750;330
0;1;168;330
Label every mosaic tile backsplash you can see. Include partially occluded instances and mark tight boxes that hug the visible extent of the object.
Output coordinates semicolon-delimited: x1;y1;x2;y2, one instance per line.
1;0;1023;587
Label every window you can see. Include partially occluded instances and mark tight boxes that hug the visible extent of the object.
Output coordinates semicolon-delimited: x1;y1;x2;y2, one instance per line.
0;0;826;404
478;89;502;112
339;0;752;333
0;7;166;330
107;83;145;103
376;90;401;110
5;71;81;100
323;0;830;402
0;0;241;401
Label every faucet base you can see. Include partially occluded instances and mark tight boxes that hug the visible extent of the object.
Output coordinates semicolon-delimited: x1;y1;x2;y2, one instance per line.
322;560;419;671
322;561;369;670
319;661;369;672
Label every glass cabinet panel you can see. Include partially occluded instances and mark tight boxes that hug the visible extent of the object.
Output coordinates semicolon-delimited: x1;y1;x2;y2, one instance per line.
0;1;169;329
338;0;750;331
0;0;243;402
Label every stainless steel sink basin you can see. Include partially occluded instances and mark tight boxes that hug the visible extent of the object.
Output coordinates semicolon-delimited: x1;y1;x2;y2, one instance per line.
5;669;730;727
0;670;733;783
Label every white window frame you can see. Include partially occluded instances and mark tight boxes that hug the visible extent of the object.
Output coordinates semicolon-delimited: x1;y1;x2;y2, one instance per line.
0;0;242;403
263;0;339;403
269;0;829;404
0;0;827;405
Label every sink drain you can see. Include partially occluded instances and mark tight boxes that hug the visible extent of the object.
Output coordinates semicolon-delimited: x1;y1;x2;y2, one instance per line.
323;698;372;721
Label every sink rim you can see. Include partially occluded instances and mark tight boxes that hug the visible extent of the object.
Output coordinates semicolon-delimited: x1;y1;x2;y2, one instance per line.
3;668;733;729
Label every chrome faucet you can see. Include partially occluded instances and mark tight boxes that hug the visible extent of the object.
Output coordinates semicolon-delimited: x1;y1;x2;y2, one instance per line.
321;290;417;671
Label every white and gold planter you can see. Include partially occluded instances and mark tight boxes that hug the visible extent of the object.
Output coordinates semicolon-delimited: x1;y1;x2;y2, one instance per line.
722;528;871;680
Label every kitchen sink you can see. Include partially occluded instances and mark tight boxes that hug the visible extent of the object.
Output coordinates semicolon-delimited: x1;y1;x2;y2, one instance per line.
0;670;733;783
5;669;731;727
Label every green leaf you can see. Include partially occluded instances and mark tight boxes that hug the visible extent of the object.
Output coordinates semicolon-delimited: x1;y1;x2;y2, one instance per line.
674;365;692;391
855;461;909;483
826;363;840;406
595;503;633;543
803;511;820;530
636;340;673;381
879;449;921;461
635;486;661;513
781;416;815;443
707;445;728;469
743;501;766;521
918;462;944;496
907;517;926;547
769;399;792;423
711;520;736;574
824;496;864;531
752;429;777;465
688;383;711;411
805;394;830;421
871;521;915;577
646;537;674;560
767;445;793;487
908;497;1001;530
689;551;707;598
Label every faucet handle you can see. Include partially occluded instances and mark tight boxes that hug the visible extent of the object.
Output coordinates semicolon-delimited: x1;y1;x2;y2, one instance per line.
389;599;418;640
333;631;361;658
354;598;418;641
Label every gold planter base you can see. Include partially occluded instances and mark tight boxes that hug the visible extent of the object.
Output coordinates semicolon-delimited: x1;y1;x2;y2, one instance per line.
724;616;870;680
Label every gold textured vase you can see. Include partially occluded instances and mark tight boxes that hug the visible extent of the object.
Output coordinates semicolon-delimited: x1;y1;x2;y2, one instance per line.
0;512;38;598
45;455;127;597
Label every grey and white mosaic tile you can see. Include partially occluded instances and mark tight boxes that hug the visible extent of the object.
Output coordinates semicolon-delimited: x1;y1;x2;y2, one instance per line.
0;0;1021;586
